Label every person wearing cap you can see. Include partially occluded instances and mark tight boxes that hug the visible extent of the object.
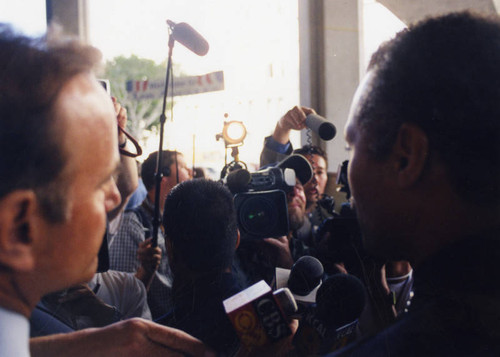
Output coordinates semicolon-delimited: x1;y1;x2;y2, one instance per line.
233;154;315;288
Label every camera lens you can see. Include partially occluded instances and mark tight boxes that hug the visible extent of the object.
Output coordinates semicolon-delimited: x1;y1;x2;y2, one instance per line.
234;190;289;239
239;196;277;236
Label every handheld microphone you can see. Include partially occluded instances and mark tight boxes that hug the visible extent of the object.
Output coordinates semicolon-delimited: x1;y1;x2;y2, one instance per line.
223;280;297;349
166;20;209;56
305;114;337;141
288;256;324;296
275;256;324;317
293;273;366;355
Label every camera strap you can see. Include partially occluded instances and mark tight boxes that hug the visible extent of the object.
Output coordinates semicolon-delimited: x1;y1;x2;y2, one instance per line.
118;125;143;158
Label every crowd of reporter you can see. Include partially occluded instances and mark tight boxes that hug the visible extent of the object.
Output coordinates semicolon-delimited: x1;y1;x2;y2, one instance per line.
1;9;500;357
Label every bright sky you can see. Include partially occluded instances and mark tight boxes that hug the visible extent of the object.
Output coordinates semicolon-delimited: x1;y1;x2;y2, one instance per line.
89;0;302;172
0;0;405;175
0;1;46;35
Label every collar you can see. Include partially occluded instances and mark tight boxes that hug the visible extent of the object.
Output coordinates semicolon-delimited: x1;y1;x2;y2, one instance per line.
0;306;30;357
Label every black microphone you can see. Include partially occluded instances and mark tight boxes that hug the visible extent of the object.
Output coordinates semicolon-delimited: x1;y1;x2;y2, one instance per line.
288;256;324;296
286;256;324;318
305;114;337;141
166;20;209;56
293;273;366;355
225;168;251;194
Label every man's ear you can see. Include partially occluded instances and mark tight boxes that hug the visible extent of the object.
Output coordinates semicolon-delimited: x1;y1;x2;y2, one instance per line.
0;190;38;272
393;123;429;188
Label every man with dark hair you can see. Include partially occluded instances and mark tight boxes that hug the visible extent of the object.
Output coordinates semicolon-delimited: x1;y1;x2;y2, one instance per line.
160;179;241;355
292;144;329;212
108;149;193;319
0;24;208;356
332;11;500;356
140;150;186;192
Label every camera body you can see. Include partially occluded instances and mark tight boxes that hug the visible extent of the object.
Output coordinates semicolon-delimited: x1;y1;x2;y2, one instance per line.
245;166;295;192
228;166;296;239
315;160;366;277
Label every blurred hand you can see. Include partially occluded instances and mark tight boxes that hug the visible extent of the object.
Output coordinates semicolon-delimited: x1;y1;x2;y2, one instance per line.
30;318;216;357
272;105;316;145
262;236;294;269
112;97;127;145
137;237;162;274
277;106;316;132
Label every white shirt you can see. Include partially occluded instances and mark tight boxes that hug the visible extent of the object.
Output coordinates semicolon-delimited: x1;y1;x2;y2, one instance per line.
0;306;30;357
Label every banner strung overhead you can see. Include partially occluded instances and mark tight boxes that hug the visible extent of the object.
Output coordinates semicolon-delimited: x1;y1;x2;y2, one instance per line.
126;71;224;100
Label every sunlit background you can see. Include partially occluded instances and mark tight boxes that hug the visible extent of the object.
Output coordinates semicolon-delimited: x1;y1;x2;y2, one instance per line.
0;0;405;178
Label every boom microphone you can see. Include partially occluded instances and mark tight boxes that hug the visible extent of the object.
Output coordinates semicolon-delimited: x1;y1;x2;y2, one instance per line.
293;273;366;355
305;114;337;141
166;20;209;56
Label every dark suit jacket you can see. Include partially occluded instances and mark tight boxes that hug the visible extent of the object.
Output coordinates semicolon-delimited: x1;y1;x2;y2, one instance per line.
329;229;500;357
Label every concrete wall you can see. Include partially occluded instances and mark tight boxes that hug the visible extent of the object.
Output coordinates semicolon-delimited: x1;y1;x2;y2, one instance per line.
46;0;89;42
298;0;498;205
379;0;496;24
299;0;361;174
299;0;498;172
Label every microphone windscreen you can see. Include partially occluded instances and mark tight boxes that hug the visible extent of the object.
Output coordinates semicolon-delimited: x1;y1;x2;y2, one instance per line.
226;168;251;194
305;114;337;141
288;256;324;296
315;274;366;328
172;22;209;56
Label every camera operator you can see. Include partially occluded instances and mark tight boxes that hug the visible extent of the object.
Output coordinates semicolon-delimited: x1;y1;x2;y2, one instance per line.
233;155;314;288
260;106;333;246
